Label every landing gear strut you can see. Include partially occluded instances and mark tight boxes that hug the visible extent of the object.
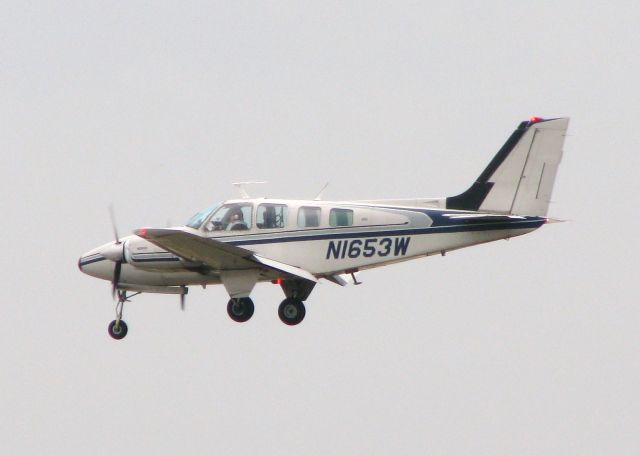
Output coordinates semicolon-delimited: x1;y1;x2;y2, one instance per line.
227;297;255;323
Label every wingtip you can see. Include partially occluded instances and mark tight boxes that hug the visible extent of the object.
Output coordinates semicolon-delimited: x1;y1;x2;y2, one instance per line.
134;227;149;238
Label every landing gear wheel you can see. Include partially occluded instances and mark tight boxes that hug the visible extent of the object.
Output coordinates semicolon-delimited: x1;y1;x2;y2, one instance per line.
227;297;255;323
108;320;128;340
278;298;306;326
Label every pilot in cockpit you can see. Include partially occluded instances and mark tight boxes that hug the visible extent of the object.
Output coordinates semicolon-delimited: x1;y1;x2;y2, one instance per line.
227;211;248;231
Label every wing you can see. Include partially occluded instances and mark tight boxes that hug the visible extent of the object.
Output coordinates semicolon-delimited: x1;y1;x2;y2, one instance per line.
134;228;317;283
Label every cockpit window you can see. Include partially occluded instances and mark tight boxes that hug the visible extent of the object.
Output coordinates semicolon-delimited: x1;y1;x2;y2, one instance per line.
204;203;253;231
186;203;220;229
257;204;288;229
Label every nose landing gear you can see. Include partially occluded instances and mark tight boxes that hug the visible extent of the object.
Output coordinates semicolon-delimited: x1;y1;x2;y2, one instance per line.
107;290;139;340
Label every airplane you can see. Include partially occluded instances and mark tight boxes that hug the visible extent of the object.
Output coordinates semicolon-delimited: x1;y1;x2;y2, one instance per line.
79;116;569;339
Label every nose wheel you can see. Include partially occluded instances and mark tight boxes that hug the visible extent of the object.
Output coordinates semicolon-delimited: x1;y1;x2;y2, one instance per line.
108;319;128;339
278;298;306;326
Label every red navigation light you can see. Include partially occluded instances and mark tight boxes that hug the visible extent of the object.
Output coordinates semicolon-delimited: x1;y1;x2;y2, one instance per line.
529;116;544;124
272;278;283;285
138;228;148;237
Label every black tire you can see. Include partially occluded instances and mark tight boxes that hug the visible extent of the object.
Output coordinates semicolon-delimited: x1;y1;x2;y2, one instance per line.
278;298;306;326
108;320;128;340
227;297;254;322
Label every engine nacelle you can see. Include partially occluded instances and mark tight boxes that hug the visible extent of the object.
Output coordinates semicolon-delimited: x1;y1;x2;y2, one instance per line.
125;235;198;271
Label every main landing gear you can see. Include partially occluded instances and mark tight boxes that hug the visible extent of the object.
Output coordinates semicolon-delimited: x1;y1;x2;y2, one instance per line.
225;297;307;325
227;297;254;322
225;279;314;326
276;279;313;326
278;298;306;326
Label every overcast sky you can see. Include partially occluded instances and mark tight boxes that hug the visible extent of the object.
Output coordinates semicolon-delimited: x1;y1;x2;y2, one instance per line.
2;1;639;455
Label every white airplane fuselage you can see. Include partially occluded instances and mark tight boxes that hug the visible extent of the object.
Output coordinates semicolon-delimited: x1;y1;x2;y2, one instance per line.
79;199;546;288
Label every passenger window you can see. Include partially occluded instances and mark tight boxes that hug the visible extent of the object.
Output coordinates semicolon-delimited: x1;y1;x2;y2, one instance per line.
257;204;288;229
298;206;321;228
329;208;353;227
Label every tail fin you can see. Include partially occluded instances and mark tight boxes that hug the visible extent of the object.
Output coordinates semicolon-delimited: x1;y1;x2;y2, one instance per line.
446;117;569;216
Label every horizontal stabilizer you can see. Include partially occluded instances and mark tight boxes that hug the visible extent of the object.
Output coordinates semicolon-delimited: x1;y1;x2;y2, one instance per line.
442;213;526;222
544;217;568;224
324;272;362;286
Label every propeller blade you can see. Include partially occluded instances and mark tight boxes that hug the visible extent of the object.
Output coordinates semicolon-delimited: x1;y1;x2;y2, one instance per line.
108;204;121;244
180;293;186;311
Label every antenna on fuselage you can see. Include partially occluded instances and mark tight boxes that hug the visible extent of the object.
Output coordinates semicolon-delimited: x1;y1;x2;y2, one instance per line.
232;181;267;199
314;182;330;201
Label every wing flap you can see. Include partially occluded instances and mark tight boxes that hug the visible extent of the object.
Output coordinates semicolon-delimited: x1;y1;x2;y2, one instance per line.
253;255;317;283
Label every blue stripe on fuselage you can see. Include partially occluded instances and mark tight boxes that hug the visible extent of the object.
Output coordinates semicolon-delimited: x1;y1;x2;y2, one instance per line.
222;217;545;247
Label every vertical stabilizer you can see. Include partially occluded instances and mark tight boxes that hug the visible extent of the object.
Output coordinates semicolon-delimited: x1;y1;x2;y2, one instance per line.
446;117;569;216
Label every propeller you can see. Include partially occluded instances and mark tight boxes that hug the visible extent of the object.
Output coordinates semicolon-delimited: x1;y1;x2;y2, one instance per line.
108;205;123;299
109;204;120;245
180;292;186;311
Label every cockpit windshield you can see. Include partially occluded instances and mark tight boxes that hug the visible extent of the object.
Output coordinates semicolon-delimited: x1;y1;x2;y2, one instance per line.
185;203;220;229
204;203;253;231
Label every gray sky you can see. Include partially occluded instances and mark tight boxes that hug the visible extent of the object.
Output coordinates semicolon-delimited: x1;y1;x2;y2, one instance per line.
2;1;639;455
